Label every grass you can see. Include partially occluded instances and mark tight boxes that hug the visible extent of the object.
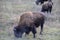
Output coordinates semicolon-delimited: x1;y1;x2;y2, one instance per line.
0;0;60;40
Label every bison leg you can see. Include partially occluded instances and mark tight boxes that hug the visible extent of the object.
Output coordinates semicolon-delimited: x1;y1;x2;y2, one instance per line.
40;20;45;35
47;10;49;13
41;1;44;4
40;23;43;35
35;1;39;5
49;7;52;14
32;26;36;38
25;30;30;37
25;27;30;37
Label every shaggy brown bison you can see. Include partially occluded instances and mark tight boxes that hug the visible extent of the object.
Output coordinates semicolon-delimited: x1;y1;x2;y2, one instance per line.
13;12;45;38
41;0;53;13
35;0;48;5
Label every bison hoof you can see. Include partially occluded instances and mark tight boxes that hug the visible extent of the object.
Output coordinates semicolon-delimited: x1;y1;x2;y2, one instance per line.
33;36;35;38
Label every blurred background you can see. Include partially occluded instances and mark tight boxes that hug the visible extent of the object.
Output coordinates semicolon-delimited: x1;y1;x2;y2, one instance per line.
0;0;60;40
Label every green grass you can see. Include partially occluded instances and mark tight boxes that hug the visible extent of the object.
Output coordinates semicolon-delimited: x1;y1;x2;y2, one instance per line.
0;26;60;40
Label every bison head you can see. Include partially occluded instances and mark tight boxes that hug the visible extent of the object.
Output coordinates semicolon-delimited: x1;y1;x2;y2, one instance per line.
13;26;26;38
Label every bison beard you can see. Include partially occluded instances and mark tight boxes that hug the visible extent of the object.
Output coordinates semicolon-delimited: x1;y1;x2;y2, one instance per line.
13;12;45;38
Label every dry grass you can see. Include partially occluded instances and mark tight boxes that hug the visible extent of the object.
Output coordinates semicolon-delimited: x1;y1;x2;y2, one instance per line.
0;0;60;40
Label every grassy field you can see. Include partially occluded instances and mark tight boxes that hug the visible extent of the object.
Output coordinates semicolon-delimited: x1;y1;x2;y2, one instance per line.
0;0;60;40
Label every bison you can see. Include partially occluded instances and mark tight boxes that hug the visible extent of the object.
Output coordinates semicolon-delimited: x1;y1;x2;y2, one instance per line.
35;0;48;5
41;0;53;13
13;12;45;38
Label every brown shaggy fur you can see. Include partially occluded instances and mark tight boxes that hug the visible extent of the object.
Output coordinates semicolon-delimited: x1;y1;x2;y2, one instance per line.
13;12;45;38
41;1;53;13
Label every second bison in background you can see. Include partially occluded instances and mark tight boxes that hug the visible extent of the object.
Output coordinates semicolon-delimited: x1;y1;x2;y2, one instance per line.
41;0;53;13
13;12;45;38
